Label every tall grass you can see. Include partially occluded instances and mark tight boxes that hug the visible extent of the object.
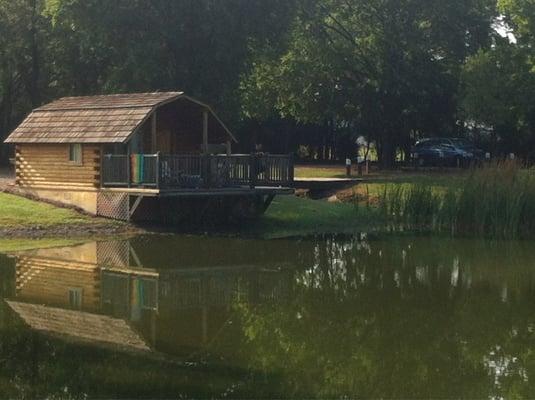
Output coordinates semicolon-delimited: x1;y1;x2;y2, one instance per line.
378;161;535;239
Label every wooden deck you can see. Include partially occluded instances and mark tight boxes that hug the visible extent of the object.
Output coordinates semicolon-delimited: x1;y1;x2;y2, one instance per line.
101;185;294;197
101;153;294;191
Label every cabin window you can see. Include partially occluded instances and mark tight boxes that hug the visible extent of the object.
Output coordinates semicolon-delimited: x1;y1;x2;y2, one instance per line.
68;144;82;164
68;288;83;310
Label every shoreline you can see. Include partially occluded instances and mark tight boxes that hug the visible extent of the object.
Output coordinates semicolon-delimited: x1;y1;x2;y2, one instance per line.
0;221;142;239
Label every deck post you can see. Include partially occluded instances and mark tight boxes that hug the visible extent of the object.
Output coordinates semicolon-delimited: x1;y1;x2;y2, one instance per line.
202;154;211;188
202;109;209;154
250;153;257;189
156;151;160;189
126;146;131;188
151;110;157;152
99;146;104;188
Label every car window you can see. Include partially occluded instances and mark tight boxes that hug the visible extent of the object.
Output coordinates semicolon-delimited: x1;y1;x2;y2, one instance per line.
423;139;439;146
451;139;474;149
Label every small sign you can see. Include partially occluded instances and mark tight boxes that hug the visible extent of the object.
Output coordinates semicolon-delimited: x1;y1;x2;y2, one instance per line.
346;158;351;166
485;152;491;160
510;153;515;160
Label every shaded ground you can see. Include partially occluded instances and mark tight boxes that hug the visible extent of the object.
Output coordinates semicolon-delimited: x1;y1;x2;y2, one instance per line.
250;195;378;239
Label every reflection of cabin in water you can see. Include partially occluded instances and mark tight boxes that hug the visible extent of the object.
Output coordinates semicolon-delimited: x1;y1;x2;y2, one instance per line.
9;240;290;353
5;92;294;221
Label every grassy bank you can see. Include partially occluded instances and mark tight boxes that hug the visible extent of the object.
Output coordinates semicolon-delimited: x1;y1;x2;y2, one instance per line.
1;166;515;244
253;195;380;238
378;162;535;239
0;192;132;246
0;192;99;227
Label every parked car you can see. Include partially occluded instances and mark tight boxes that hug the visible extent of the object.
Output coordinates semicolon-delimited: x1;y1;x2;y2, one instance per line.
411;138;484;167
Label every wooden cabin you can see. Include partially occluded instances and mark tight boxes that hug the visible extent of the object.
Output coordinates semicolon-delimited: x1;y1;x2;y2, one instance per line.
8;239;291;353
4;92;294;221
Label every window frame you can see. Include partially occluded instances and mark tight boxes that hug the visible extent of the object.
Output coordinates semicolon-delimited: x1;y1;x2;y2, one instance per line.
68;143;83;165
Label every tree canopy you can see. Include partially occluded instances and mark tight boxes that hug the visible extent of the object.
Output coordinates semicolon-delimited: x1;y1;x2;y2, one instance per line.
1;0;535;165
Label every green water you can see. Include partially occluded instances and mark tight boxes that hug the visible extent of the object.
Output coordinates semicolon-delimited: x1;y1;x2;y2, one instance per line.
1;234;535;398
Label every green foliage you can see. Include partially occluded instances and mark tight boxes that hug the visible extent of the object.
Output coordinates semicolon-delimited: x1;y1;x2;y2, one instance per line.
255;195;380;239
460;0;535;157
241;0;496;165
378;161;535;238
0;0;296;150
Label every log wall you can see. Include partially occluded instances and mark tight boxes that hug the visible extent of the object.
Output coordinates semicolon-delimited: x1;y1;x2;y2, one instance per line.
16;144;101;189
16;256;101;312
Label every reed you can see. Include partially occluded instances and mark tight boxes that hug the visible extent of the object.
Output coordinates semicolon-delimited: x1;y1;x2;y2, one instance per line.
377;161;535;238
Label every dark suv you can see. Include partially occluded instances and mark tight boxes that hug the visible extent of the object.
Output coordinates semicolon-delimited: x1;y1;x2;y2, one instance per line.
411;138;484;167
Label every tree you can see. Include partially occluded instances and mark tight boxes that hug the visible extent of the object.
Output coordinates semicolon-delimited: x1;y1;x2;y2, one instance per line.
241;0;496;166
0;0;49;160
460;0;535;158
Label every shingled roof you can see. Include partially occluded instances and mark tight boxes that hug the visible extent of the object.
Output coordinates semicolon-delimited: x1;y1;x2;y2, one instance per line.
7;301;151;352
4;92;235;144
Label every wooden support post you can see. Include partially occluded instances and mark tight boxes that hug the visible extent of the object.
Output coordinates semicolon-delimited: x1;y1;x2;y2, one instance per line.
151;110;157;153
156;151;160;189
202;154;211;188
126;146;131;188
202;109;209;154
226;140;232;156
262;194;276;213
99;146;103;188
130;195;144;218
250;153;257;189
129;245;143;268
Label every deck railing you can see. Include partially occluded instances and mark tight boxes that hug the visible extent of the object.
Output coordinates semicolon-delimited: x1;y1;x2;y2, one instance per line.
101;153;294;189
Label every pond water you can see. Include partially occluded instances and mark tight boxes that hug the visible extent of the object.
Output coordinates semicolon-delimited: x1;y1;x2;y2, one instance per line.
1;234;535;398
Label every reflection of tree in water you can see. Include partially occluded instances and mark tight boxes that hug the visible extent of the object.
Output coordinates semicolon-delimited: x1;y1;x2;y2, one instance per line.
2;236;535;397
234;236;535;398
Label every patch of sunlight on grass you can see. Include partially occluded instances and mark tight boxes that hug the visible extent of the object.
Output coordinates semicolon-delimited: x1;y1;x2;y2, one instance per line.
294;166;348;179
0;193;102;227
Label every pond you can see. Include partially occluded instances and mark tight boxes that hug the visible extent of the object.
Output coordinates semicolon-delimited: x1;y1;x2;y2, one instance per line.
1;234;535;398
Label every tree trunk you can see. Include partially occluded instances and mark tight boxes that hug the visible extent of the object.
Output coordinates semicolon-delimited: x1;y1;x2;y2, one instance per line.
378;136;396;169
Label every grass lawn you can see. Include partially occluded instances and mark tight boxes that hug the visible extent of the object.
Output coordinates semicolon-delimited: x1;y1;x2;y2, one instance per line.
0;192;108;227
254;195;380;238
252;169;471;238
0;170;470;244
296;165;469;203
0;192;124;252
295;165;349;179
